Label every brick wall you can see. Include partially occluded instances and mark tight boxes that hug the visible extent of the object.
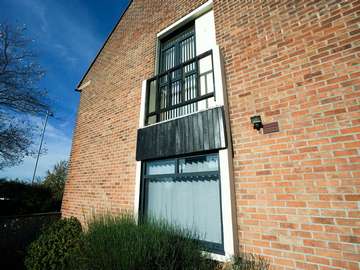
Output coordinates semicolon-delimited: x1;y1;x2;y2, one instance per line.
213;0;359;269
61;0;208;222
62;0;360;269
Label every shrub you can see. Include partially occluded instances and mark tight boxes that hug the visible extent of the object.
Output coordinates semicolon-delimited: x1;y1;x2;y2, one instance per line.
70;215;211;270
25;217;82;270
0;179;57;216
221;253;270;270
0;213;60;270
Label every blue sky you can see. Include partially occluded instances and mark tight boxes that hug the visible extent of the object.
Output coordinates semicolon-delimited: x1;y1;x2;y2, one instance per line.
0;0;130;180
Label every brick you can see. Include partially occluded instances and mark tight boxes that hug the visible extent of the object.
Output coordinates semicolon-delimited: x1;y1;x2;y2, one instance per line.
304;71;322;80
256;170;272;176
302;224;324;232
331;135;355;142
338;164;360;171
324;108;346;116
340;235;360;244
304;239;327;248
296;261;319;270
271;242;290;250
306;255;330;266
341;127;360;134
287;201;307;207
262;234;277;241
344;195;360;201
299;147;318;153
334;150;358;156
311;217;335;225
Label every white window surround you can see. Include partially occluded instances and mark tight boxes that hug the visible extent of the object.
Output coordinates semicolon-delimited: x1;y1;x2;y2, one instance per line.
134;0;238;261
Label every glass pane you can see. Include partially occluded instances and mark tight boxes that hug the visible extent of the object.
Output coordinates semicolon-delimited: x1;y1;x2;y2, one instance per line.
206;72;214;93
183;37;195;61
160;86;168;109
147;115;156;125
159;74;168;85
148;80;157;113
199;55;212;74
161;46;175;73
146;175;222;245
179;154;218;173
146;159;175;175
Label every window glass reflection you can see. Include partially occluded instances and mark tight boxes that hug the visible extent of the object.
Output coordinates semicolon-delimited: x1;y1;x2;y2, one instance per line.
146;159;175;175
179;154;218;173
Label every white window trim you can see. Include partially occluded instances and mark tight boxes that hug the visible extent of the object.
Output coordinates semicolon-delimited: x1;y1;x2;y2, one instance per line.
157;0;213;39
134;0;238;261
155;0;213;75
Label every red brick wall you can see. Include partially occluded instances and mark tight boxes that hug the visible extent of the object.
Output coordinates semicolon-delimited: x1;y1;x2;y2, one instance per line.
62;0;360;269
61;0;208;222
213;0;359;269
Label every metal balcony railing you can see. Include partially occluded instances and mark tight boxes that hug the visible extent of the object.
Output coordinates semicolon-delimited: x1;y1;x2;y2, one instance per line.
145;50;215;125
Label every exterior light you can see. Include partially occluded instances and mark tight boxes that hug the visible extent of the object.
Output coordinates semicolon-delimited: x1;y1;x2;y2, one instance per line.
250;115;263;131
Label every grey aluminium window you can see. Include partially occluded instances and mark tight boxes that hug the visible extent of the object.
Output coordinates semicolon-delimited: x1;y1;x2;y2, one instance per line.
140;153;224;254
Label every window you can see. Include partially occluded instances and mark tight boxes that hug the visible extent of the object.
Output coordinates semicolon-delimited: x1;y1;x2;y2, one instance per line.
136;4;236;258
141;153;224;253
159;23;196;121
145;23;215;125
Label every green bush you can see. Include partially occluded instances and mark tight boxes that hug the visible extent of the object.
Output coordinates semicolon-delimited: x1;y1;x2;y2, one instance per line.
25;217;82;270
0;213;60;270
70;215;211;270
0;178;58;216
221;253;270;270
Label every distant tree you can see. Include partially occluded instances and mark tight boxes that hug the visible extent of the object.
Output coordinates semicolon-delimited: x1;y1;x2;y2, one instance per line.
0;22;49;170
42;161;68;202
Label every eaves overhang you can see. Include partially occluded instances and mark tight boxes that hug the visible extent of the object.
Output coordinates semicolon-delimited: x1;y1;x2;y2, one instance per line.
75;0;133;92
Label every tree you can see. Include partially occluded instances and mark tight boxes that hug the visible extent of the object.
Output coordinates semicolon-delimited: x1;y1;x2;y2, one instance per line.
0;22;49;169
42;160;68;202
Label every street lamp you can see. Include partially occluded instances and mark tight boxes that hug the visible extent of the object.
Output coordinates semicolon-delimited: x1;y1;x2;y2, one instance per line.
31;110;54;184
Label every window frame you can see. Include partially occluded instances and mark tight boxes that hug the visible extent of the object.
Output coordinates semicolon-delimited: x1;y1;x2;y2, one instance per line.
139;152;225;254
159;21;196;73
145;21;217;126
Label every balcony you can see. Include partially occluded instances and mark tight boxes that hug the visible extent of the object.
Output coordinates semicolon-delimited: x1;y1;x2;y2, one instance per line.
145;50;215;125
136;47;227;161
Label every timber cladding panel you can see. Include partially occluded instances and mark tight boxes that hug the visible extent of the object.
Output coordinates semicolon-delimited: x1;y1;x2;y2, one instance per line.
136;107;227;161
62;0;360;269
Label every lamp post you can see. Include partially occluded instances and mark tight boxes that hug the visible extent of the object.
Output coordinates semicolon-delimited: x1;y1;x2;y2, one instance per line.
31;110;53;184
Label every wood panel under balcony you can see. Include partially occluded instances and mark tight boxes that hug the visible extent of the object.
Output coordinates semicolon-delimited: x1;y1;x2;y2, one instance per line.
136;106;227;161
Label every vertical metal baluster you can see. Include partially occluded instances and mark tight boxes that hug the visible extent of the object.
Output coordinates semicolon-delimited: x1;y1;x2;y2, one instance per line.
181;41;187;114
169;49;171;120
168;48;171;120
190;74;193;113
181;39;185;117
185;39;189;114
169;48;172;119
174;46;177;118
172;47;176;118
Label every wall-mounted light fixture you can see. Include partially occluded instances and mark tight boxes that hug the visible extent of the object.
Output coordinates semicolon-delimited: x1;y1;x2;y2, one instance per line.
250;115;263;131
250;115;280;134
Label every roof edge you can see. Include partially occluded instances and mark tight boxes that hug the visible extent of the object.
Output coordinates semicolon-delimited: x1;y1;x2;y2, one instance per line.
75;0;133;92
